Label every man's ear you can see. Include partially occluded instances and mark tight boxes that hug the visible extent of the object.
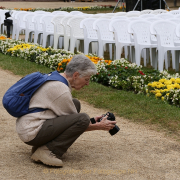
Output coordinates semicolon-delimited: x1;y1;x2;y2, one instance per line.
73;72;79;79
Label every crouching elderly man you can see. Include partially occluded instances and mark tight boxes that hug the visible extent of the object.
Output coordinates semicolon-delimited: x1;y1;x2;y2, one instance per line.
16;54;117;167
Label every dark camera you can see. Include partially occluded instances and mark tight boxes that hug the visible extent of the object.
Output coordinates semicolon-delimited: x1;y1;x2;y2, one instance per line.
99;112;120;136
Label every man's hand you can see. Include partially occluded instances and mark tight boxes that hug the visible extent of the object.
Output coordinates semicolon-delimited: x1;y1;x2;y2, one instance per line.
94;115;103;122
86;115;117;131
98;115;116;131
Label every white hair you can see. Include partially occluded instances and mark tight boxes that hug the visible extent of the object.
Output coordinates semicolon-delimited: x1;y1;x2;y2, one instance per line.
65;54;97;77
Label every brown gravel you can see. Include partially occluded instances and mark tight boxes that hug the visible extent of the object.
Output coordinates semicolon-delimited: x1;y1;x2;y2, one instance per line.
1;67;180;180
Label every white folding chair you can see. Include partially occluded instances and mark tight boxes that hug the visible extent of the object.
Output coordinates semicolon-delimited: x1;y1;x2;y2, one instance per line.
40;14;55;47
151;9;167;15
15;11;31;40
93;18;115;59
128;20;157;68
139;14;156;19
150;20;180;71
80;18;98;55
24;13;36;42
61;15;74;51
67;16;86;53
169;10;180;16
140;9;153;15
109;19;134;61
156;13;174;20
51;15;67;49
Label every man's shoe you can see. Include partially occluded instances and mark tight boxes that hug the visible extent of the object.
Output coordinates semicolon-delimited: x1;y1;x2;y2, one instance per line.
31;145;63;167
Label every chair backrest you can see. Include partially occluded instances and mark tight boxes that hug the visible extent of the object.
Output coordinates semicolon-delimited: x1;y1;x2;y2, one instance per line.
109;19;131;43
126;12;140;17
100;15;114;19
61;15;74;36
80;18;98;40
156;13;174;20
51;11;69;15
140;9;153;15
145;17;162;23
69;11;84;15
150;20;177;47
168;18;180;42
128;20;151;44
169;10;180;16
176;23;180;38
111;16;128;20
32;14;45;32
40;15;55;33
145;17;161;42
151;9;167;15
128;17;140;21
51;15;66;35
93;18;114;41
114;12;127;16
175;14;180;19
16;11;30;28
67;16;86;38
23;13;36;31
34;10;46;14
139;14;155;19
92;14;104;18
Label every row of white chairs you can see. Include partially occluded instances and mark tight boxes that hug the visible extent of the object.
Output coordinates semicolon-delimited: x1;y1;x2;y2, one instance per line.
1;9;180;71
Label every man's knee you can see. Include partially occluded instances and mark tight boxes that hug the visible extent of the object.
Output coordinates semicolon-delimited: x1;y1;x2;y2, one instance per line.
78;113;90;128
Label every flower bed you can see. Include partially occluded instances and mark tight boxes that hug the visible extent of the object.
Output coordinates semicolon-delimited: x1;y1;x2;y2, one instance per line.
0;35;180;107
7;5;120;12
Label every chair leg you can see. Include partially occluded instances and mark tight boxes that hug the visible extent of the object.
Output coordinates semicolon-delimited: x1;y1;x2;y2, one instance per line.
59;37;63;49
175;50;179;72
109;44;112;60
98;42;104;57
54;36;58;49
135;46;141;66
143;49;147;67
64;36;69;51
25;31;29;42
42;34;47;47
158;50;165;71
124;46;128;59
91;42;98;55
84;40;89;55
70;38;76;53
151;48;157;70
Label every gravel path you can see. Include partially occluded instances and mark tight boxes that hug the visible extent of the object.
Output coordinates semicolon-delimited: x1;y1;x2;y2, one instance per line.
0;68;180;180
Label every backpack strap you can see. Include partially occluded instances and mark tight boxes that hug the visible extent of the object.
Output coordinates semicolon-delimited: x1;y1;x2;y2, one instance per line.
47;71;68;86
29;71;69;114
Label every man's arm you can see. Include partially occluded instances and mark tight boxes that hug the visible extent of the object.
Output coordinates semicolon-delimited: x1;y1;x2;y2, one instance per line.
85;116;117;131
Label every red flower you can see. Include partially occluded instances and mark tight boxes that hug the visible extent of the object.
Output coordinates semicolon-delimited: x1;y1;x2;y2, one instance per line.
125;67;128;69
138;70;145;75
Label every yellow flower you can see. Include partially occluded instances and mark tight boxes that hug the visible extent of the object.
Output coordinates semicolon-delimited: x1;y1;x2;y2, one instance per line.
155;93;162;97
170;78;176;83
175;78;180;84
159;79;166;83
161;97;165;101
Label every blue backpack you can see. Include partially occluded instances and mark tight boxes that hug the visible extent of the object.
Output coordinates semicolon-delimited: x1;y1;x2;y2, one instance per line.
2;71;68;118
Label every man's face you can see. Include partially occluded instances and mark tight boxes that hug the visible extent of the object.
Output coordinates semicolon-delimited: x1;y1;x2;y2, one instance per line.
72;72;91;90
